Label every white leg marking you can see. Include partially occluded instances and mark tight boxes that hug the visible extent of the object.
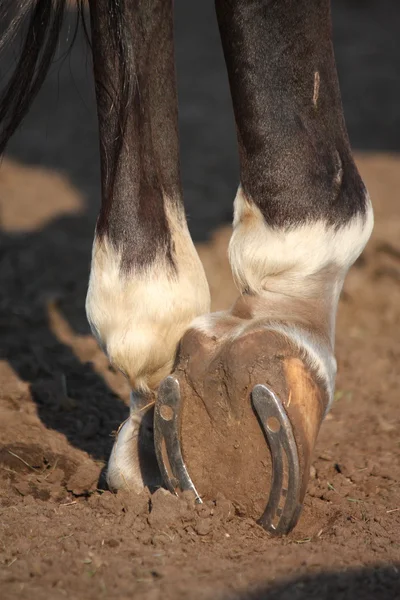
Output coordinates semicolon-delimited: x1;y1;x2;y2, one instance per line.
229;186;374;298
86;203;210;391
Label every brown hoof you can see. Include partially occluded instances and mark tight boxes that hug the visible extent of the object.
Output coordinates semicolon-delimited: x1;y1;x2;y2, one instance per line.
154;321;330;535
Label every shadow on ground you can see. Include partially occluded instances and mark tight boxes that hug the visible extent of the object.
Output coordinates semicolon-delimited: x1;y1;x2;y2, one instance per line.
234;565;400;600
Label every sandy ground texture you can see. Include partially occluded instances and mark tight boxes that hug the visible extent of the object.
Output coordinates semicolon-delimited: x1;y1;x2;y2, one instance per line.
0;154;399;599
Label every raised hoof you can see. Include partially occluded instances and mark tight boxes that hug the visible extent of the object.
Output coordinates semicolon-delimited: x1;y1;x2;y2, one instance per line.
154;321;330;535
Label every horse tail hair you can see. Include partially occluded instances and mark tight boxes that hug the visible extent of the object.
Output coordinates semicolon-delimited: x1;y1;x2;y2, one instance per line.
0;1;84;155
0;0;132;203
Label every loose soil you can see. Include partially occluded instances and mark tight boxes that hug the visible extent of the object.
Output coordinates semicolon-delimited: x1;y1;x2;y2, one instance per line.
0;155;399;599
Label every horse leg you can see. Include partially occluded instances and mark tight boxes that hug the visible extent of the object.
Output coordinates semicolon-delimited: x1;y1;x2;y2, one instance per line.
85;1;210;491
154;0;373;532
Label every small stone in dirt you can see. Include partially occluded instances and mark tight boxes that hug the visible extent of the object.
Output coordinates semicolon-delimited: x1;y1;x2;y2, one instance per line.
66;461;101;495
194;517;212;536
214;493;234;522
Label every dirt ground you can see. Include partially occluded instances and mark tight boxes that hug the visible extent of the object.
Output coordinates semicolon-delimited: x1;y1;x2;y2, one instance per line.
0;153;399;599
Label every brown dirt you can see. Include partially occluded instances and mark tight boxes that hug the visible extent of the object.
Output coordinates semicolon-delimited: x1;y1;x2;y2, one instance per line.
0;154;399;599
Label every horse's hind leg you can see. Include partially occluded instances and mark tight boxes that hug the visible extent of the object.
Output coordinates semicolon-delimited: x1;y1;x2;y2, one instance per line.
155;0;373;532
85;1;210;491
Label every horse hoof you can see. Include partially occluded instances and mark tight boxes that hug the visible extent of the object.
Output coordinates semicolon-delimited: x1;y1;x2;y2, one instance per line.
154;322;330;535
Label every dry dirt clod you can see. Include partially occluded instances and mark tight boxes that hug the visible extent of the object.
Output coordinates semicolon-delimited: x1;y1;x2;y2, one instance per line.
66;462;101;496
148;488;188;529
194;517;213;536
214;493;234;522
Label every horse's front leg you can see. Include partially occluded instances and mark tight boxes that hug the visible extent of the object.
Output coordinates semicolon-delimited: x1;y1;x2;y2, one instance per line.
154;0;373;533
85;1;210;491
